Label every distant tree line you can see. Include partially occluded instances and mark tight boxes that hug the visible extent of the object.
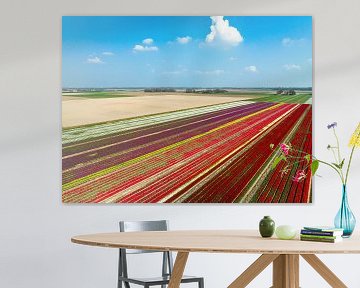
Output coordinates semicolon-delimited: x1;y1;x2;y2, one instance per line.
144;88;177;92
276;89;296;95
185;89;228;94
143;88;229;94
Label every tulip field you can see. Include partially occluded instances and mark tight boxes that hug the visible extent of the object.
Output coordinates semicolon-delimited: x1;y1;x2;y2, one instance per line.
62;96;312;203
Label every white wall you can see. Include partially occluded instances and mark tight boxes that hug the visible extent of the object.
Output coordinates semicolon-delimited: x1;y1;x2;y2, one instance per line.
1;0;360;287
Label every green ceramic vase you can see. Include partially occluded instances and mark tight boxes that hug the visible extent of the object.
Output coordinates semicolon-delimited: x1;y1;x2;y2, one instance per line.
259;216;275;238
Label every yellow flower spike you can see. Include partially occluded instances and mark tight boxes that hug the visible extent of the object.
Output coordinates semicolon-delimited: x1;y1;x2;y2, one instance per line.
349;122;360;148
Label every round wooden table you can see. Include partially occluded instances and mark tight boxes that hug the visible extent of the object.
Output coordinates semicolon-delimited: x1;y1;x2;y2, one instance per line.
72;230;360;288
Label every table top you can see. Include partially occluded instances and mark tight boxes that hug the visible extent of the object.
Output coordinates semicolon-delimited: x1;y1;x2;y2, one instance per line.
71;230;360;254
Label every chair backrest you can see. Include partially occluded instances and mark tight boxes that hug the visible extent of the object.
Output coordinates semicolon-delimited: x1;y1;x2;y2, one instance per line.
118;220;174;281
119;220;169;254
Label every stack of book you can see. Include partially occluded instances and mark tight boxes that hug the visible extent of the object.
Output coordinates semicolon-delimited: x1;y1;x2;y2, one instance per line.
300;226;344;243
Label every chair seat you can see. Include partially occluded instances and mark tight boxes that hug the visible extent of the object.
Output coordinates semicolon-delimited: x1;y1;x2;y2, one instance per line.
119;274;202;285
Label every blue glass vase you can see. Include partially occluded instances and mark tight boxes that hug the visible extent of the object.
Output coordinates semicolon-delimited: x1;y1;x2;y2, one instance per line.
334;185;356;237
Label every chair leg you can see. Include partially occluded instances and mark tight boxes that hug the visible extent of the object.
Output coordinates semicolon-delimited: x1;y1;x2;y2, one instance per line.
118;279;130;288
118;250;123;288
199;278;204;288
161;252;168;288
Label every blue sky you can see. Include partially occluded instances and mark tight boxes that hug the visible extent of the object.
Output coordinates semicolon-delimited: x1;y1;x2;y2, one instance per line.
62;16;312;88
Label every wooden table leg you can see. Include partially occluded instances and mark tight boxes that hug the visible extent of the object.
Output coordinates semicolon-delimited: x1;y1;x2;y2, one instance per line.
301;254;347;288
168;252;189;288
228;254;279;288
273;254;286;287
272;254;299;288
229;253;347;288
288;255;299;288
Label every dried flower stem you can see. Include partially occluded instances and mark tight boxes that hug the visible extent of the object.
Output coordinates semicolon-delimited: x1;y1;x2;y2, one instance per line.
332;128;345;181
333;128;343;164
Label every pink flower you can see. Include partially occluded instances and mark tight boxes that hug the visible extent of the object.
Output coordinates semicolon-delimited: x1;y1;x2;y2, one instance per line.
293;170;306;182
280;143;290;155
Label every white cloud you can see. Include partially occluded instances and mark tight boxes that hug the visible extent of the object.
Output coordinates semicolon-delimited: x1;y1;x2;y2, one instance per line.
229;56;239;61
245;65;258;73
283;64;301;70
87;56;104;64
143;38;154;45
177;36;192;44
133;38;158;52
102;51;114;56
282;38;292;46
282;37;305;47
195;69;225;75
205;16;243;47
133;44;158;52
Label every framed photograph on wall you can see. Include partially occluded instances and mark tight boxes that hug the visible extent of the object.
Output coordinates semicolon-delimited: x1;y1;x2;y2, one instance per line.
62;16;313;203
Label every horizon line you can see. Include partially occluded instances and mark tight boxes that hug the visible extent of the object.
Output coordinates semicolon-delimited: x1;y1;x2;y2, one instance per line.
63;86;313;90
